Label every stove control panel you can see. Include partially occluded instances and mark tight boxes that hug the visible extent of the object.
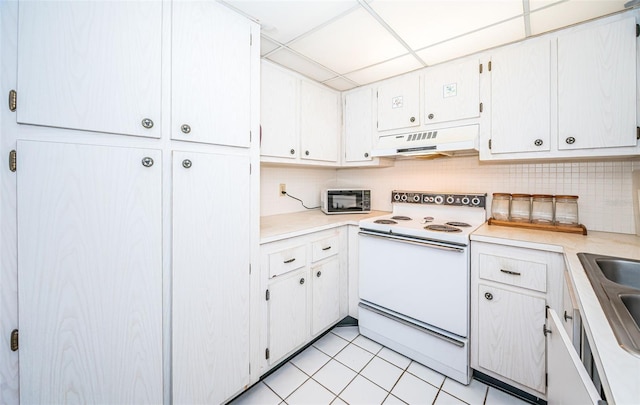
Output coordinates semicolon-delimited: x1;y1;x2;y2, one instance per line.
392;191;486;208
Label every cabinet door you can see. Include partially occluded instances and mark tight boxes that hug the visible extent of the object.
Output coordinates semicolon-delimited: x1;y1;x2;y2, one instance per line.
16;1;162;138
477;284;546;393
268;270;309;364
300;81;340;162
261;62;299;159
172;1;252;147
311;258;341;335
424;58;480;125
490;39;551;154
172;151;251;404
558;16;637;150
344;88;374;163
17;141;162;404
377;75;420;132
547;309;601;404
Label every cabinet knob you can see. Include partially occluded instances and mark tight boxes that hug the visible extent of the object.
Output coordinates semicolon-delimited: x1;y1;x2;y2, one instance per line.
305;150;310;156
141;118;154;129
181;124;191;134
290;149;295;155
484;292;493;300
299;278;305;285
364;152;369;158
409;116;416;123
428;113;434;120
534;139;543;146
565;136;576;145
316;271;322;278
141;157;154;167
182;159;192;169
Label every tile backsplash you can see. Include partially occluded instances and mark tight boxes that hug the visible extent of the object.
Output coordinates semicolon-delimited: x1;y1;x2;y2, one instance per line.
261;157;640;234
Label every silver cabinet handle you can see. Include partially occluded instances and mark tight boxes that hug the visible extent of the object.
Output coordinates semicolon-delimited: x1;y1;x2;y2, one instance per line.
500;269;521;276
322;246;332;251
428;113;434;120
305;150;310;156
141;157;154;167
283;258;295;264
364;152;369;158
290;149;295;155
534;138;543;146
141;118;154;129
409;116;416;123
299;278;305;285
181;124;191;134
182;159;192;169
484;292;493;300
566;136;576;144
316;271;322;278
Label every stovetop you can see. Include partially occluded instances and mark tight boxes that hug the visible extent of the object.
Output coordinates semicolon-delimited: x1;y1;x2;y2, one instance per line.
359;191;487;245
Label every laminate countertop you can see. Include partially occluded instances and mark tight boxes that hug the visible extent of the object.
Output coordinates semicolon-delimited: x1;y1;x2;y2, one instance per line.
471;224;640;405
260;210;390;244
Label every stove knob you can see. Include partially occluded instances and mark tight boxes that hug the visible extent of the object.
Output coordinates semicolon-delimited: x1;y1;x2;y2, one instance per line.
400;194;408;202
434;195;444;205
413;194;420;202
471;197;481;206
461;197;470;205
446;196;455;205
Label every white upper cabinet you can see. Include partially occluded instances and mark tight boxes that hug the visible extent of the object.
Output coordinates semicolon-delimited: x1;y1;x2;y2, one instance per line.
16;1;162;138
557;16;637;150
490;39;551;154
424;58;480;125
172;1;252;147
261;61;299;159
300;81;340;162
377;74;420;132
344;88;374;163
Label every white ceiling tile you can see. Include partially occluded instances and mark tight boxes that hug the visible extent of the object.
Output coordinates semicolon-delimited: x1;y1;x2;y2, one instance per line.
224;0;358;44
266;48;337;82
261;36;280;56
530;0;627;35
289;8;409;74
370;0;523;50
323;77;358;91
343;54;423;85
417;17;526;65
529;0;564;11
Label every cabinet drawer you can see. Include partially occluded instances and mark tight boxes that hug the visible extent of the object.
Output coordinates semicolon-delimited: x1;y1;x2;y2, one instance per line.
479;253;547;292
269;245;306;278
311;235;339;262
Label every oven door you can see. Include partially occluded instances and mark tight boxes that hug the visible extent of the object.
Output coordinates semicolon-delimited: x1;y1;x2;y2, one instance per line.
359;230;469;337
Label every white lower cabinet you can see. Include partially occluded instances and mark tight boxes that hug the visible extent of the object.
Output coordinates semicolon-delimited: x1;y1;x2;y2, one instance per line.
261;228;347;370
471;241;564;398
17;140;163;404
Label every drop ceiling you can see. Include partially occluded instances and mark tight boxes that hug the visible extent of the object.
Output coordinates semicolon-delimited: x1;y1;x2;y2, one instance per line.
222;0;631;91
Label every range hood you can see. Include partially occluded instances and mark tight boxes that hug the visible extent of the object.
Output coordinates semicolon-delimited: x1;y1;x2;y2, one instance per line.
371;124;479;158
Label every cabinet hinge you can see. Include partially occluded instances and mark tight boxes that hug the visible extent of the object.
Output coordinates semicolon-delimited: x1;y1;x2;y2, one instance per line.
8;89;16;112
636;24;639;38
250;130;252;143
249;264;251;275
10;329;18;351
488;61;492;71
479;102;483;113
250;33;253;46
636;126;639;140
9;150;16;172
265;289;270;301
265;348;270;360
545;372;548;387
545;304;550;319
543;324;552;336
249;163;252;175
479;63;483;74
488;139;492;150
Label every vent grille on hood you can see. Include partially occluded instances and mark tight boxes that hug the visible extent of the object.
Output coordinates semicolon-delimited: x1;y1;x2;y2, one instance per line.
371;124;479;158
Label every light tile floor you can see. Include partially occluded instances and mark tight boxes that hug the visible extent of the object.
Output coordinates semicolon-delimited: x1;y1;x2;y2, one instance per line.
231;326;531;405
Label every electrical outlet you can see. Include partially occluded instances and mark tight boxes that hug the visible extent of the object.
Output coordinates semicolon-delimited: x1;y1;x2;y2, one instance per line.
279;183;286;196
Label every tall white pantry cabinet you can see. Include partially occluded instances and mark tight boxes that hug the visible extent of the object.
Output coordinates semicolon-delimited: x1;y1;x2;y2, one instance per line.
0;1;261;404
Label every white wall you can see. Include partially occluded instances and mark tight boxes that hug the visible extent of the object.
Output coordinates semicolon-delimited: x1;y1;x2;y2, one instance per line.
261;157;640;235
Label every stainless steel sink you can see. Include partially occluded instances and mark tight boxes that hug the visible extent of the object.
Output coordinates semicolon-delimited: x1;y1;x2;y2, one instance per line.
578;253;640;357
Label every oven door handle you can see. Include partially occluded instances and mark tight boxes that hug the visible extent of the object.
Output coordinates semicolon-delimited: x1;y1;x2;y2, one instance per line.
358;230;465;253
359;302;465;348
